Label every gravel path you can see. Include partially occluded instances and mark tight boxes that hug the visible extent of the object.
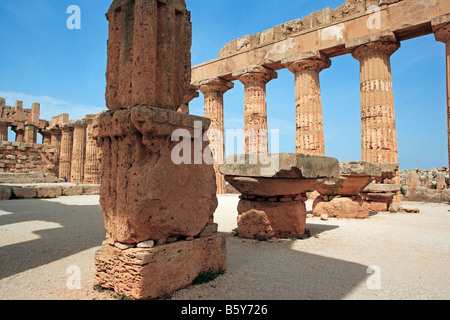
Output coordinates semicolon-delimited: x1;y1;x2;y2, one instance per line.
0;194;449;300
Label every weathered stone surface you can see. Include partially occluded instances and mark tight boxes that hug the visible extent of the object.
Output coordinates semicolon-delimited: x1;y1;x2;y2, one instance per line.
105;0;192;111
236;209;274;239
0;186;11;200
94;106;218;244
315;161;382;196
362;183;401;193
94;235;227;300
11;187;36;199
237;199;306;238
219;153;339;179
313;196;370;219
35;185;62;198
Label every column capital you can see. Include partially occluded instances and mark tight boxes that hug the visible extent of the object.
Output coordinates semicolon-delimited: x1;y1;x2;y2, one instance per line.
82;114;97;126
194;77;234;95
351;40;400;61
233;65;277;85
72;119;87;129
183;87;200;103
432;14;450;43
282;50;331;73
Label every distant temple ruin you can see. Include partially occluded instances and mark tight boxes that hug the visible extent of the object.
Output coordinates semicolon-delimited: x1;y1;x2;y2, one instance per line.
0;97;101;184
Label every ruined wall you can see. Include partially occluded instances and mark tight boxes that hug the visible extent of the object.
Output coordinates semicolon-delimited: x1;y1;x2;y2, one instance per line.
400;167;450;203
0;141;57;175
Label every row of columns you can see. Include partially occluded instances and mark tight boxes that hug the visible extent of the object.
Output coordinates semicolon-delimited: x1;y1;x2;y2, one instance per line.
57;116;101;184
190;24;450;194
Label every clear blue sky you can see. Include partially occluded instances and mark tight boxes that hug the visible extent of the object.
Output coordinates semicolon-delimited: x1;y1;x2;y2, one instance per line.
0;0;447;170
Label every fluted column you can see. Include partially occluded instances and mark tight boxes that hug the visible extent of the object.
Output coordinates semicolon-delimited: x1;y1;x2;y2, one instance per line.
70;120;87;183
49;126;62;173
12;125;24;143
351;40;400;163
39;129;52;145
283;51;331;155
83;115;101;184
233;66;277;154
59;123;74;181
24;122;37;143
0;121;8;142
197;78;234;194
433;16;450;180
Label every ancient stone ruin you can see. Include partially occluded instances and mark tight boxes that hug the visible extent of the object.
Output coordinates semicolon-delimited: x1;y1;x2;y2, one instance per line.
0;98;101;189
93;0;226;300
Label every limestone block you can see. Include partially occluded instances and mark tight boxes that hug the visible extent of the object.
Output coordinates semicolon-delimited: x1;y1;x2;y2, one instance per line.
237;199;307;238
35;186;62;198
313;197;370;219
94;235;226;300
0;186;12;200
94;106;218;244
12;187;36;199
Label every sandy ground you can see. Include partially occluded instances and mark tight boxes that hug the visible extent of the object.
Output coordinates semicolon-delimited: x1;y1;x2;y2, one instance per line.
0;194;449;300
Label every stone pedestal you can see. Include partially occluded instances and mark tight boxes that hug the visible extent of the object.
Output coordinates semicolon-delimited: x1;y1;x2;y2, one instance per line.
219;153;339;239
233;66;277;154
312;161;382;219
283;50;331;156
196;78;234;194
94;0;226;300
350;36;400;163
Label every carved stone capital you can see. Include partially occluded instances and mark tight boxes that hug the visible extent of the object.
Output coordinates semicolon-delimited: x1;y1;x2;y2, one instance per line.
233;66;278;85
194;77;234;95
351;41;400;61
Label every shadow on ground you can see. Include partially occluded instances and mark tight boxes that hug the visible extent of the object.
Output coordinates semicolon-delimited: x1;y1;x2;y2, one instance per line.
0;197;105;280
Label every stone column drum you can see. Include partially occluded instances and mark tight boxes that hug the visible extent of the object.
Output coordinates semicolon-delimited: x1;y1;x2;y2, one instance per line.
93;0;226;300
220;153;339;239
70;120;87;184
59;123;73;181
283;50;331;156
196;77;234;194
432;15;450;181
351;38;400;163
233;66;277;154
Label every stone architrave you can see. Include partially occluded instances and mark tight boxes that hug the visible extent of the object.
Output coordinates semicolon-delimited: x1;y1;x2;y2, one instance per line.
59;123;74;181
83;114;101;184
196;77;234;194
349;35;400;163
94;0;226;300
233;66;277;154
282;50;331;156
70;120;87;183
432;14;450;181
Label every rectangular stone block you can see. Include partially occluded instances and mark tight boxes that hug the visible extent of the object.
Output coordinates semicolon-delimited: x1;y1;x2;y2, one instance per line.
11;187;37;199
35;186;62;198
94;235;227;300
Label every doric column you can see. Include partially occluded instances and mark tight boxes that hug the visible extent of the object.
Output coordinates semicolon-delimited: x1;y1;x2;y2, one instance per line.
178;86;199;114
39;129;52;145
59;123;74;181
49;126;62;173
283;50;331;156
351;39;400;163
433;15;450;180
197;78;234;194
0;121;8;142
233;66;277;154
12;124;24;143
70;120;87;183
24;122;37;143
83;114;101;184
